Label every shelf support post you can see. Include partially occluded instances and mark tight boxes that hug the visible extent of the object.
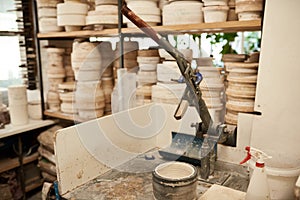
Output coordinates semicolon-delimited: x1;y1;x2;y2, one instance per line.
118;0;124;68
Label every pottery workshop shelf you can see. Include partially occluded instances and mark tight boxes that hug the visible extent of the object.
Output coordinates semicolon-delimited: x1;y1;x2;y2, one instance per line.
37;20;262;39
44;110;85;123
0;152;39;174
44;110;115;123
0;119;55;139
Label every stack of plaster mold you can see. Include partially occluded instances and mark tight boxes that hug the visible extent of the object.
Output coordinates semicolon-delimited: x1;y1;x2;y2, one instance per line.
223;52;259;125
57;1;89;31
71;41;105;120
163;0;203;25
36;0;63;33
202;0;229;23
235;0;264;21
71;41;102;81
124;0;161;27
113;41;139;81
58;82;77;115
86;0;119;30
75;81;105;120
136;49;160;106
46;47;65;111
197;57;224;123
152;49;192;104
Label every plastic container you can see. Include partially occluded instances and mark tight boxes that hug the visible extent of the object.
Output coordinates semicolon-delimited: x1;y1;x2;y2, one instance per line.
8;85;28;125
163;1;204;25
240;146;272;200
248;160;300;200
8;85;27;105
9;105;29;125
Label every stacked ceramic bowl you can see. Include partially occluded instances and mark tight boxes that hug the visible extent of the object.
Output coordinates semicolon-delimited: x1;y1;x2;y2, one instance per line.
99;41;114;115
86;0;118;30
223;53;259;125
222;53;247;89
75;81;105;120
124;0;161;27
71;41;103;119
163;0;203;25
36;0;63;33
202;0;229;23
58;82;77;115
156;60;181;84
152;83;186;104
151;49;192;104
71;41;102;82
197;57;224;123
235;0;264;21
113;41;139;79
136;49;160;106
46;48;66;111
57;1;88;31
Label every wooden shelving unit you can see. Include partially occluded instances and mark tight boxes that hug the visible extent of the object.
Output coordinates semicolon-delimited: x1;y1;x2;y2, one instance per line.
0;152;39;174
44;110;112;123
39;20;262;122
44;110;84;123
0;119;55;139
25;179;44;192
37;20;262;39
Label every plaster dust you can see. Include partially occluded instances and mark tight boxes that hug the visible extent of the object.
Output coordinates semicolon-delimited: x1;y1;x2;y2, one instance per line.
67;172;153;200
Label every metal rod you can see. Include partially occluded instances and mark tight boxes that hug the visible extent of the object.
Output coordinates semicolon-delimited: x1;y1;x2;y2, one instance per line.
32;0;46;119
121;4;213;132
118;0;124;68
18;136;26;200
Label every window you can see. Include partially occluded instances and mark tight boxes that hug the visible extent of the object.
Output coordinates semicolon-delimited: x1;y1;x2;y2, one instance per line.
0;0;22;89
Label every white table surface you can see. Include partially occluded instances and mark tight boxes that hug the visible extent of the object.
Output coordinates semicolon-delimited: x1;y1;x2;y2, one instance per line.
0;119;55;139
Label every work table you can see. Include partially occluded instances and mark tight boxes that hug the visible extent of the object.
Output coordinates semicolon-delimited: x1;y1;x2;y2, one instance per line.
62;150;248;200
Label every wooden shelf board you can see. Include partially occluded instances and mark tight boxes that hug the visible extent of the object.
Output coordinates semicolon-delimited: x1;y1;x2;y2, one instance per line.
0;152;39;174
38;28;118;38
44;110;85;123
44;110;112;123
24;152;40;165
37;20;261;39
25;179;44;193
0;119;55;139
123;20;262;34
